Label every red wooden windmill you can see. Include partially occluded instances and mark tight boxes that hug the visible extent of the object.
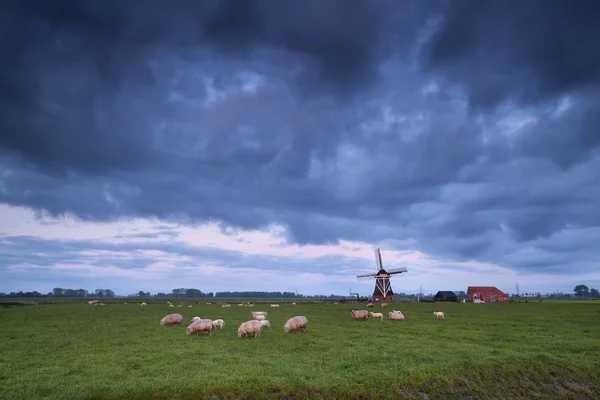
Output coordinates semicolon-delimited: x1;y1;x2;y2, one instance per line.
357;249;408;302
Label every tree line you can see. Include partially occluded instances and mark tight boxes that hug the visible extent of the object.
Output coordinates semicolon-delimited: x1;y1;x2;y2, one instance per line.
0;287;346;299
1;285;599;299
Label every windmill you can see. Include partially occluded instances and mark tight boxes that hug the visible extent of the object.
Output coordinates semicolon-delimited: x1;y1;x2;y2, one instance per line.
357;249;408;302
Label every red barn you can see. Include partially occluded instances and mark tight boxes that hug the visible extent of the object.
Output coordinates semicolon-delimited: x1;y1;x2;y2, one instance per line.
467;286;509;303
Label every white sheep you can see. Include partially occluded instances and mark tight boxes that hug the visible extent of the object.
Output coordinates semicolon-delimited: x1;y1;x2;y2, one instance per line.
140;302;147;306
351;309;369;320
271;304;280;308
191;316;202;322
186;319;213;336
160;313;183;325
259;320;271;328
433;311;445;319
212;319;224;329
250;311;268;318
238;320;263;338
388;311;405;321
169;304;175;308
284;316;308;333
254;314;266;321
369;312;384;321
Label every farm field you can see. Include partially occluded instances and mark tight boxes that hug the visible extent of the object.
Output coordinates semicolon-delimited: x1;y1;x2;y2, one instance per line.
1;300;599;400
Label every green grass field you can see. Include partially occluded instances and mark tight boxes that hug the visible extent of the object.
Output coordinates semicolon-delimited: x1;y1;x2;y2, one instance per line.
1;300;599;399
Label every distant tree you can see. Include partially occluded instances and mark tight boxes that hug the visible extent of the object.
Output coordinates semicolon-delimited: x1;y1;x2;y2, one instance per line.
590;288;599;298
52;288;64;297
574;285;589;297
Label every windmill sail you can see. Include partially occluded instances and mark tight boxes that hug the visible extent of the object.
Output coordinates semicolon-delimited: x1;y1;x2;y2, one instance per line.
386;267;408;275
375;248;383;270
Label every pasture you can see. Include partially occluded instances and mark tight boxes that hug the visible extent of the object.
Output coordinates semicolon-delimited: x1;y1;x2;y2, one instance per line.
1;300;599;400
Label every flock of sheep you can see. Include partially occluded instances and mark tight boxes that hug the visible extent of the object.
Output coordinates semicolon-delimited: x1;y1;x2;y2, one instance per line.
351;309;446;320
159;309;309;338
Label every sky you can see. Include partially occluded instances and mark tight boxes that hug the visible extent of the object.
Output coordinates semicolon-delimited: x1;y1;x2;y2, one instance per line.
1;0;600;296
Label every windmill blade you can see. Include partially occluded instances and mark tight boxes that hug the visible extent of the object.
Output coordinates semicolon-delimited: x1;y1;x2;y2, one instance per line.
357;273;376;280
374;248;383;269
387;267;408;274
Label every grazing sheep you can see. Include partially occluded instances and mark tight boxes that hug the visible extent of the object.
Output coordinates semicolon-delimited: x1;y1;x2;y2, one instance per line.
251;311;268;318
169;304;175;307
291;303;296;306
188;305;192;308
351;309;369;320
160;313;183;325
191;316;202;322
366;302;374;308
388;311;405;321
254;314;266;321
222;304;231;308
140;302;147;306
186;319;213;336
212;319;225;329
433;311;445;319
238;320;263;338
381;303;388;308
271;304;280;308
369;312;384;321
284;316;308;333
260;320;271;328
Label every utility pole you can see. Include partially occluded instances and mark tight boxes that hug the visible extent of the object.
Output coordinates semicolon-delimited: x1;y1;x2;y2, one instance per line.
516;283;520;296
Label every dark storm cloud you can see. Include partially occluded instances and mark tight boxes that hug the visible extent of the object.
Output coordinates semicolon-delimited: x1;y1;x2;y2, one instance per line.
421;0;600;110
1;0;600;276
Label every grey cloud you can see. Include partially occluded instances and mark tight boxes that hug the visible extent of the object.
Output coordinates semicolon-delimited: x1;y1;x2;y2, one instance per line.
1;1;600;279
421;0;600;110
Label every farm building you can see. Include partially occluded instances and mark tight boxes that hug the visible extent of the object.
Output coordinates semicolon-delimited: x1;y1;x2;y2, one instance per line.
467;286;509;303
434;291;458;302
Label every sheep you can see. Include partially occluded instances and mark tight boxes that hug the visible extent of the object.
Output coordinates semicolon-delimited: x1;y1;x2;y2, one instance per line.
250;311;268;318
291;303;296;305
388;311;405;321
369;312;384;321
381;303;388;308
433;311;445;319
212;319;225;329
191;316;202;322
188;305;192;308
140;302;147;306
254;314;266;321
160;313;183;326
222;304;231;308
238;320;263;338
169;304;175;308
366;302;374;308
186;319;213;336
271;304;280;308
351;309;369;320
284;316;308;333
260;319;271;328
